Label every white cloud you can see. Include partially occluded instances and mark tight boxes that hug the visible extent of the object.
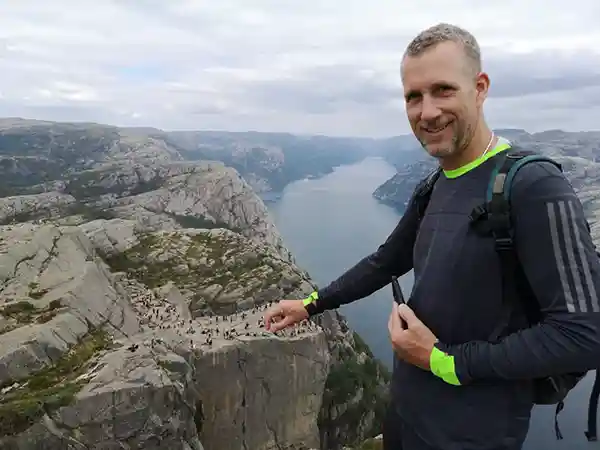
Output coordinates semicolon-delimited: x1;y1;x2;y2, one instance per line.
0;0;599;136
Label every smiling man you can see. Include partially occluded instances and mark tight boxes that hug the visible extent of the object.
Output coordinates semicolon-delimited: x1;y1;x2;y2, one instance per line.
264;23;600;450
402;29;491;169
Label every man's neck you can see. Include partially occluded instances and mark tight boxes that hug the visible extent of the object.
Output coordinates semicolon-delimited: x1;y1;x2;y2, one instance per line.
440;126;496;171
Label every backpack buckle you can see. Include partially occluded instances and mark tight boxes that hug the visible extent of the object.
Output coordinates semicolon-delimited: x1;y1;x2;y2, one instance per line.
494;236;514;251
469;204;488;223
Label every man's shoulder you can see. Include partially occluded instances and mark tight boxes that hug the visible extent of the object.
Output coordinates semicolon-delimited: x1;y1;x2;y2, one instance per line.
505;147;573;203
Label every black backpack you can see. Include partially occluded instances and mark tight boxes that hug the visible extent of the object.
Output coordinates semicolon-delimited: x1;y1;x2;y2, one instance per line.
411;147;599;441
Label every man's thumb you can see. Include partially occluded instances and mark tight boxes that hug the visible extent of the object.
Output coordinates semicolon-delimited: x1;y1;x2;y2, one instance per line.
397;304;419;326
270;315;292;333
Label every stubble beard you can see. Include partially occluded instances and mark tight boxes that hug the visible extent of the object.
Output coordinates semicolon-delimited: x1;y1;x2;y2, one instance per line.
432;121;476;166
419;121;461;159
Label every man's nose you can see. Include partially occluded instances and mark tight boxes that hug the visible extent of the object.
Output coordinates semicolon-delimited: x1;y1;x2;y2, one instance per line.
420;95;442;122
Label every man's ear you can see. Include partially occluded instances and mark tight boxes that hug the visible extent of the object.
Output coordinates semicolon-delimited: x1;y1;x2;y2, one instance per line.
475;71;490;107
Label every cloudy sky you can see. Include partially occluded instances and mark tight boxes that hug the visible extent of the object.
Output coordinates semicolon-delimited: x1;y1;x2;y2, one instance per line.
1;1;599;137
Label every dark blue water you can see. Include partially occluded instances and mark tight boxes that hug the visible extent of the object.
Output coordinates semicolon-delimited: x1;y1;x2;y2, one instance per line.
265;157;598;450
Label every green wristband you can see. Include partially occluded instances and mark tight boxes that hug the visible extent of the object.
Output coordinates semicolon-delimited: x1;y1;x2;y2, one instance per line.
430;346;461;386
302;291;318;306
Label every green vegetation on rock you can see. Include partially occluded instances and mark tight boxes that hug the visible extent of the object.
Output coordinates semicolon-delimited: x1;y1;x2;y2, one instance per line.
64;169;167;200
101;229;305;315
0;299;63;326
102;233;170;288
325;334;390;404
129;173;166;196
1;301;36;318
0;201;116;226
353;437;384;450
0;329;114;437
319;331;391;449
64;203;117;221
351;332;375;357
164;211;243;233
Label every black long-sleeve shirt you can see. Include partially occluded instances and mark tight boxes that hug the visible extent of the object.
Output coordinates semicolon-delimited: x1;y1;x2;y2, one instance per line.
311;151;600;449
449;161;600;385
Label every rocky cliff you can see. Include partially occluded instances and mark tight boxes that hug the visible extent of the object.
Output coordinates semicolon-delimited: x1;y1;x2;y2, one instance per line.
372;130;600;239
0;119;390;450
0;120;292;260
0;222;328;450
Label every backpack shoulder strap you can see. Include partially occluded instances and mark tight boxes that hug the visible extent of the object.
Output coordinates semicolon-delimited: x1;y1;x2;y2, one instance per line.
486;147;562;341
414;166;442;219
485;148;562;204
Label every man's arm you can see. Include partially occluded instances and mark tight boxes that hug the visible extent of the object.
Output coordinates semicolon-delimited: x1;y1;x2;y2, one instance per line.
305;185;423;316
434;161;600;385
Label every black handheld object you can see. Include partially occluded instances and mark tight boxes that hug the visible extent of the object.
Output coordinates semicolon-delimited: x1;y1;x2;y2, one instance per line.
391;276;405;305
391;276;407;328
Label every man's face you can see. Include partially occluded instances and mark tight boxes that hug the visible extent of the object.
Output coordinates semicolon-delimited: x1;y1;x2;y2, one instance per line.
401;41;488;160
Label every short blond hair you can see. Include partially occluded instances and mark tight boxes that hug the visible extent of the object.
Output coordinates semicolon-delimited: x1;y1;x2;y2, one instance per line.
404;23;482;75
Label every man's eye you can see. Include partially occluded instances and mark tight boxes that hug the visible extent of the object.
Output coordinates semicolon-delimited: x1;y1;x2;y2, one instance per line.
405;93;420;103
436;86;453;95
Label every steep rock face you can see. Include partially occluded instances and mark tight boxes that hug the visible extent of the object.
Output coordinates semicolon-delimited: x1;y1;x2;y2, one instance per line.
195;333;330;450
316;312;390;450
0;159;291;261
91;162;291;259
0;119;292;260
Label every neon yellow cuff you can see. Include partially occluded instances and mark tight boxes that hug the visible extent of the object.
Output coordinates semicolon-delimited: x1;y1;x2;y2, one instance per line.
302;291;318;306
430;346;461;386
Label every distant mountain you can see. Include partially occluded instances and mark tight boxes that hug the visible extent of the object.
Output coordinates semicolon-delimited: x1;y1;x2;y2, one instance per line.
0;118;426;197
366;134;423;169
162;130;378;192
0;119;181;197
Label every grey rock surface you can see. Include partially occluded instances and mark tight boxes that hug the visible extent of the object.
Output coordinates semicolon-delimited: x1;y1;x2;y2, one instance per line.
0;221;331;450
0;192;77;225
0;223;141;386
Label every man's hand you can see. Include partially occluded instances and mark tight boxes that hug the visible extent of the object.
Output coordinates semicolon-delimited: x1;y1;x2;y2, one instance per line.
264;299;309;333
388;302;438;370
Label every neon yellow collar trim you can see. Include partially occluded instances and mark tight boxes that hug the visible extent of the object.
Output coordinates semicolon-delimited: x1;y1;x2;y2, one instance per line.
443;141;511;179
